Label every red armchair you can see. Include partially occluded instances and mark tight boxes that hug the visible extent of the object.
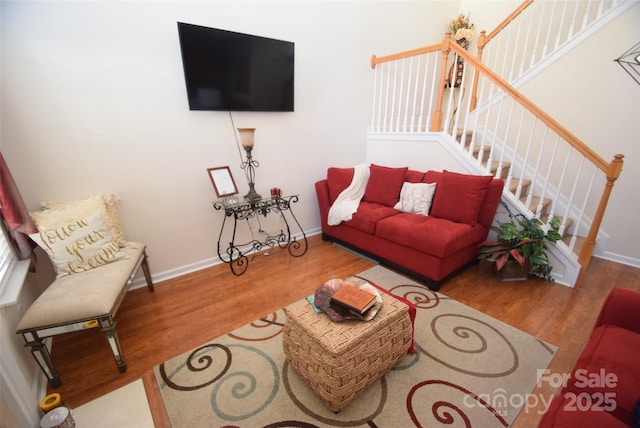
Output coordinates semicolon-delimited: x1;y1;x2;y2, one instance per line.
538;287;640;427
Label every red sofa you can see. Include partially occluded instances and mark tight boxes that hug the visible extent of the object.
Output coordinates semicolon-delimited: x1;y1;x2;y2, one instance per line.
538;287;640;427
315;164;504;290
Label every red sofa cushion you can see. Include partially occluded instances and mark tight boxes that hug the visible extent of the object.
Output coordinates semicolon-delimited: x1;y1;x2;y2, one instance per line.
363;164;408;207
477;178;505;228
375;213;487;258
594;287;640;335
428;170;493;226
538;394;629;428
405;169;425;183
326;167;354;205
343;202;398;235
565;324;640;423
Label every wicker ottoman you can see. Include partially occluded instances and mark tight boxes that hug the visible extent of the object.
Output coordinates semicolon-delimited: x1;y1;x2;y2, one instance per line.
282;292;412;412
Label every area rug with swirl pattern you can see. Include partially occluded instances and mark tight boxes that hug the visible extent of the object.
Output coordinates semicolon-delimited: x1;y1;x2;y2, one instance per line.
154;265;557;427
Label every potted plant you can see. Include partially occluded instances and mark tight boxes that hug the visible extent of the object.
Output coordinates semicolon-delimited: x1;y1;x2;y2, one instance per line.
478;202;562;281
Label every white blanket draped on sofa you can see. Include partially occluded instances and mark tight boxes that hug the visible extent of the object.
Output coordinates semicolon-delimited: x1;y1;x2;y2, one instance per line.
327;163;369;226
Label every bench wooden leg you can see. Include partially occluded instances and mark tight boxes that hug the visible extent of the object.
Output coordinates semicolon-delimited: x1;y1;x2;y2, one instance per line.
141;250;154;292
99;318;127;373
21;333;62;388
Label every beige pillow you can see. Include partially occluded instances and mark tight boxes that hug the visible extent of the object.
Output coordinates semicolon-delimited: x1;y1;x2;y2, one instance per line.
393;182;437;216
30;210;125;278
40;193;126;247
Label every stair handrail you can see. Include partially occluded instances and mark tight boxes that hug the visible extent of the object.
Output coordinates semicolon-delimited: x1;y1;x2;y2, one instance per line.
371;34;624;286
374;35;618;174
473;0;534;110
479;0;533;48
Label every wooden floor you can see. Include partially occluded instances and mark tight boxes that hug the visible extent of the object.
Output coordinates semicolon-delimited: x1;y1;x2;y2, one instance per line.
48;234;640;427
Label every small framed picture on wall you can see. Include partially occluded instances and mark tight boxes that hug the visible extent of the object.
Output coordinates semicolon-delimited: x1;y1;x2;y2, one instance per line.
207;166;239;198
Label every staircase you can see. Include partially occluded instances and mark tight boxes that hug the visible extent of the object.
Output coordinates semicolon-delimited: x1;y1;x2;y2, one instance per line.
458;130;572;241
366;0;630;287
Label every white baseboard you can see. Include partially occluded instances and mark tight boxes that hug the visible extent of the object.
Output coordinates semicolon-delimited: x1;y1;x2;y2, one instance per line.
129;228;322;290
130;225;639;292
593;251;640;269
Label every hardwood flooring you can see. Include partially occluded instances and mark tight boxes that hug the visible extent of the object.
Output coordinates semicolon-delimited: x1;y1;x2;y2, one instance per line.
47;234;640;427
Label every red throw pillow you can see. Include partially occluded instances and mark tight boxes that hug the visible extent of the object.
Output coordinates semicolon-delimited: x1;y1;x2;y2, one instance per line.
430;170;493;226
363;164;408;207
370;282;417;354
405;169;425;183
327;167;354;205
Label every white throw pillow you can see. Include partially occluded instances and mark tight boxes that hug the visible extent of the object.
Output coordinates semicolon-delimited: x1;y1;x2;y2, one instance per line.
40;193;126;247
393;182;437;216
30;210;125;278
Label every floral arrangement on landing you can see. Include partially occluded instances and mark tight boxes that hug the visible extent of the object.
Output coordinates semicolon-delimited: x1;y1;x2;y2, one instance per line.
448;12;474;42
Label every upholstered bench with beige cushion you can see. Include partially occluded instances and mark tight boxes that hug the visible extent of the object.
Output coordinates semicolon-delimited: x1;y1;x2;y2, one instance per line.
16;194;153;388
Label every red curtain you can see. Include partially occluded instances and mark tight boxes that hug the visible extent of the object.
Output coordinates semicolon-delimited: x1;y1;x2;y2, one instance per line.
0;151;37;259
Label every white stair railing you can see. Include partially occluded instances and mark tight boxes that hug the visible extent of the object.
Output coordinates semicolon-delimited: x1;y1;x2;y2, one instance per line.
478;0;636;86
370;46;443;133
370;37;624;287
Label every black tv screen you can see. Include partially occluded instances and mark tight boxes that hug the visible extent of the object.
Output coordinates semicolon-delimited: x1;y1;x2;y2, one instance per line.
177;22;294;112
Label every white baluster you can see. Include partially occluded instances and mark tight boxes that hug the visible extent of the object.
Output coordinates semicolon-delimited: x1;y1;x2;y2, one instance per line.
461;63;478;150
582;1;593;31
531;0;546;68
468;71;488;166
597;0;605;18
519;11;534;78
555;1;570;50
377;64;386;133
542;1;555;59
389;61;399;132
393;59;403;132
409;55;420;132
506;107;527;194
526;126;549;210
371;65;378;132
495;97;516;181
486;95;507;176
383;62;391;132
569;168;598;251
516;117;538;201
418;54;428;132
536;135;559;217
498;27;511;79
508;17;523;82
479;80;497;171
402;57;413;132
426;53;439;132
548;146;573;222
559;155;585;237
568;0;581;39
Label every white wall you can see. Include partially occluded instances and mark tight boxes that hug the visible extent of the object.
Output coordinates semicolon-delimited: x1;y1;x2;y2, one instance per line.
0;276;49;428
2;1;636;422
1;1;457;281
0;1;462;423
2;0;637;281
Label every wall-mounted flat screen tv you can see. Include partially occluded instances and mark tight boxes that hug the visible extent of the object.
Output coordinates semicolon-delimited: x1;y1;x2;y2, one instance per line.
177;22;294;112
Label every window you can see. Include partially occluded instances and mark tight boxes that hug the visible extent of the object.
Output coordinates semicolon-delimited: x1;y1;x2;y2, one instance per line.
0;220;18;296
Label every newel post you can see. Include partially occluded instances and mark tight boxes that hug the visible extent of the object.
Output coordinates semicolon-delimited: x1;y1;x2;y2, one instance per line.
470;30;487;111
431;34;452;132
576;154;624;287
